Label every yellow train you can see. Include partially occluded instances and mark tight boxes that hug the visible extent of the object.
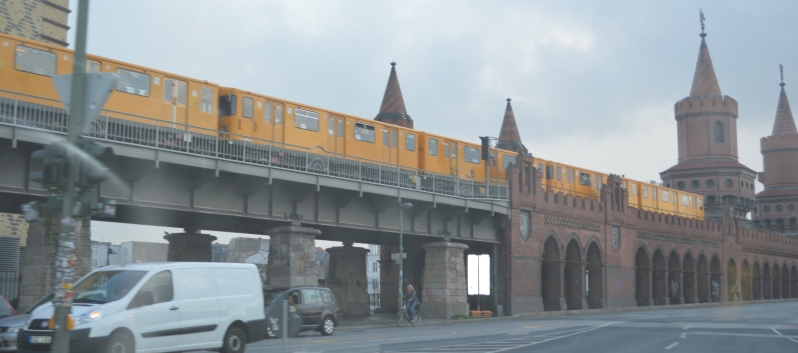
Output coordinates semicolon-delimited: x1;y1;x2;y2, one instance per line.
0;32;704;219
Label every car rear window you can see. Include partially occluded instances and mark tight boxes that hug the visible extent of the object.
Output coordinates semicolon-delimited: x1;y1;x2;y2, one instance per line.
320;290;333;303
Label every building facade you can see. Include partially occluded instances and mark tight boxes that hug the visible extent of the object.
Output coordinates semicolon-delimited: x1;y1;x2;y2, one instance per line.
366;244;381;311
120;241;168;264
90;241;120;270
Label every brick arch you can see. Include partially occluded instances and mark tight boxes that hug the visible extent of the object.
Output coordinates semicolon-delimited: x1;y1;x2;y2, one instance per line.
586;242;603;309
791;264;798;299
682;251;697;303
740;259;751;301
727;257;738;303
697;253;709;303
709;254;721;302
781;262;790;299
667;249;682;304
541;235;562;311
652;248;667;305
772;262;782;299
539;231;561;261
563;232;583;256
584;236;604;263
635;246;651;306
564;238;584;310
762;261;772;299
752;260;762;300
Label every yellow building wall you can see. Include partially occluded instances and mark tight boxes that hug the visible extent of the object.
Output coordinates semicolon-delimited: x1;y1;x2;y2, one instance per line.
1;0;70;47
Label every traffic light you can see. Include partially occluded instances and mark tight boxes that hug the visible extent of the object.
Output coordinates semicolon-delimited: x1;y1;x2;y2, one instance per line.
30;141;69;192
76;138;113;188
480;136;490;161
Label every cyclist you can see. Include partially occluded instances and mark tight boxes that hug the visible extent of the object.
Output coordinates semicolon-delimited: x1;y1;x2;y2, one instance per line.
403;284;418;322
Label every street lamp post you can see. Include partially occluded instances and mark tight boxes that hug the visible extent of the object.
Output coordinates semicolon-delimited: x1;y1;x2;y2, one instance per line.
398;202;413;310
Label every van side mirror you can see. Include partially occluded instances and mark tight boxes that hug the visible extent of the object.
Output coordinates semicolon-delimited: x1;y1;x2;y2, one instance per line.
129;291;155;309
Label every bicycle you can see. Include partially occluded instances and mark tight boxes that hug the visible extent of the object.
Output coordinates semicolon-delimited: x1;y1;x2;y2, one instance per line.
396;300;421;327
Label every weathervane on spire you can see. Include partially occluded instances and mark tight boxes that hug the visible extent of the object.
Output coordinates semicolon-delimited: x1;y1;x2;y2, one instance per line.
699;9;706;37
780;64;785;87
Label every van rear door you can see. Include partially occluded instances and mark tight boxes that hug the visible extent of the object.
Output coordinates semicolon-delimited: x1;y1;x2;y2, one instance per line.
174;267;222;350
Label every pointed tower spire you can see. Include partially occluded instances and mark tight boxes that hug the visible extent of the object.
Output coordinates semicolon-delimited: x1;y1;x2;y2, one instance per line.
690;13;722;97
772;65;797;135
374;62;413;128
496;98;527;153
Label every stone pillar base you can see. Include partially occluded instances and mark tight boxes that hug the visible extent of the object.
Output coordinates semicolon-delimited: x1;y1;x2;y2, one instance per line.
164;231;217;262
326;244;370;317
580;298;589;310
265;226;320;287
421;242;468;319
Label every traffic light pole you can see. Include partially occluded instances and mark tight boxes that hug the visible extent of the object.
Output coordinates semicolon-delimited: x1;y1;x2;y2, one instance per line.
51;0;89;352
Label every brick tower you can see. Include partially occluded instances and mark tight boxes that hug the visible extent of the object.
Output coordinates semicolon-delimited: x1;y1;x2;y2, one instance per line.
660;19;757;220
374;62;413;128
752;67;798;234
496;98;527;153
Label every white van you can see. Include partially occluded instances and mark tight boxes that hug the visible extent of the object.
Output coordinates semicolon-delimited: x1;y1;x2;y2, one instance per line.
18;262;265;353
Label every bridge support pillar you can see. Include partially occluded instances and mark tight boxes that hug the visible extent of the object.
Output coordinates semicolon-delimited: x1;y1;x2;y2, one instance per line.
18;217;91;311
326;243;370;317
265;226;320;287
421;241;469;319
164;230;217;262
375;245;399;313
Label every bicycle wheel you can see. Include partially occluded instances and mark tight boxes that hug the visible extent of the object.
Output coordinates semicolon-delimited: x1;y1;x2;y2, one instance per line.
411;310;421;326
396;310;407;327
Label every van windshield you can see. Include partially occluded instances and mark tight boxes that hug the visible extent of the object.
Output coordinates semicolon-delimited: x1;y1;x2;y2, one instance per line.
73;270;146;304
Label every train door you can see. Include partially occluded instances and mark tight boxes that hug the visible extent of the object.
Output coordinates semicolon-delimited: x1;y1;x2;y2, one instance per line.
163;77;187;126
261;101;274;142
273;103;284;144
444;141;458;175
336;117;345;154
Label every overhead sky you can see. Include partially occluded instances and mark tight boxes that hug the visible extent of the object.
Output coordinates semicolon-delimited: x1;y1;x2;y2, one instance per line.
71;0;798;245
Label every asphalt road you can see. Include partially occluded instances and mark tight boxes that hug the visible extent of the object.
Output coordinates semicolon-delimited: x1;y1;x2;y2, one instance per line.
240;301;798;353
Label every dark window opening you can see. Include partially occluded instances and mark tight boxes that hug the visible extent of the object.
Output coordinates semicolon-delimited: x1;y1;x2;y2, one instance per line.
218;95;237;117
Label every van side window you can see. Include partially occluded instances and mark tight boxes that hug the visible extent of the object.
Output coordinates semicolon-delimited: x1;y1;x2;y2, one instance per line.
320;289;333;303
243;97;254;119
131;270;173;308
15;45;56;77
301;289;320;304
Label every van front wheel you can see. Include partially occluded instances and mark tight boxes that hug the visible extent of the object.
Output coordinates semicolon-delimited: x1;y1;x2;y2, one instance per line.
221;326;246;353
105;331;133;353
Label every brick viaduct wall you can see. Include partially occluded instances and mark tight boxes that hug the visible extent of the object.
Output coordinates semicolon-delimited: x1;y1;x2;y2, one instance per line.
500;154;798;315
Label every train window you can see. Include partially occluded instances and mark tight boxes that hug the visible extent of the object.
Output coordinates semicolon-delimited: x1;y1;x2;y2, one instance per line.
451;145;457;158
444;145;450;159
354;122;375;143
200;88;213;113
392;130;397;148
328;117;335;135
491;152;497;167
556;166;562;181
631;183;637;196
294;108;319;131
464;146;480;164
218;94;237;116
537;162;543;171
661;190;669;202
579;172;591;186
503;155;516;169
652;188;656;201
406;133;416;151
383;131;389;146
681;195;689;206
429;138;438;156
164;79;187;105
595;175;601;188
338;119;344;137
275;105;283;124
545;166;554;179
698;198;703;209
88;61;100;73
642;186;648;198
14;45;56;77
163;79;173;101
115;68;151;97
264;102;272;122
177;81;187;105
243;97;254;119
692;196;696;208
566;169;574;183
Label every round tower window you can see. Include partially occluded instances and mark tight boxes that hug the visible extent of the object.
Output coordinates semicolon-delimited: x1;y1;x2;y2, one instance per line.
691;180;700;189
763;205;771;213
789;204;796;212
776;205;784;212
706;179;715;188
677;181;685;190
725;179;733;188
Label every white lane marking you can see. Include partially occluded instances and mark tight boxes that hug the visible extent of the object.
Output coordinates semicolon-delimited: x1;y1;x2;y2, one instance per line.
491;322;619;353
682;324;694;330
665;342;679;349
772;328;783;335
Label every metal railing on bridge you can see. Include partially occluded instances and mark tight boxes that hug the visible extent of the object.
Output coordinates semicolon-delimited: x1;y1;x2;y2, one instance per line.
0;90;508;200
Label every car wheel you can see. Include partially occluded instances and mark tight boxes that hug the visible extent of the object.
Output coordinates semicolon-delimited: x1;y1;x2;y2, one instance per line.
221;326;246;353
266;324;278;339
105;331;133;353
320;316;335;336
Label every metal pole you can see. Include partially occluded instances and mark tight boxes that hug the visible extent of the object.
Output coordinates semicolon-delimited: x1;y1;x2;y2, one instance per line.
281;299;287;352
398;206;404;310
52;0;89;352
